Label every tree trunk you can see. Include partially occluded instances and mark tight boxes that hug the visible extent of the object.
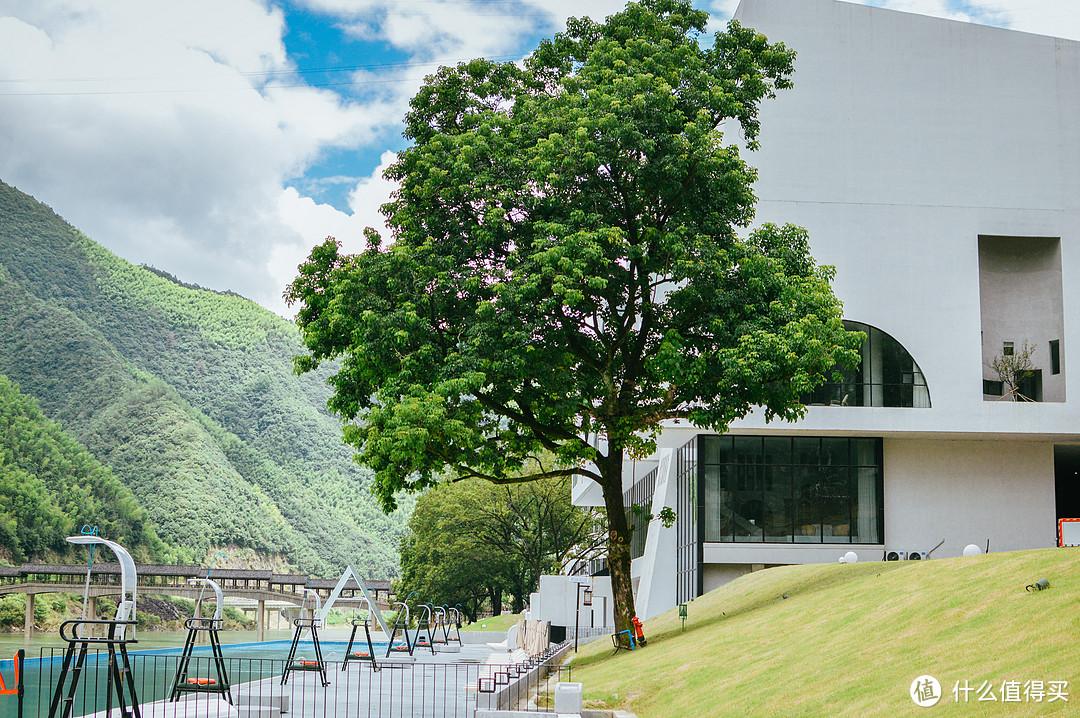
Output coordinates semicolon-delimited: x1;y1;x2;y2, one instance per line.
489;586;502;616
599;445;635;643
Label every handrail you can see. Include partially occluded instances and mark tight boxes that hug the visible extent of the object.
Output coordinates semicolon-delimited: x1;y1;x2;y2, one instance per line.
392;601;410;625
59;619;138;645
186;578;224;621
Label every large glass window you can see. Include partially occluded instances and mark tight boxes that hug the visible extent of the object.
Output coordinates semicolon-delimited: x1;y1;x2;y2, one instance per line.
701;435;883;545
676;437;699;605
623;468;657;560
803;321;930;407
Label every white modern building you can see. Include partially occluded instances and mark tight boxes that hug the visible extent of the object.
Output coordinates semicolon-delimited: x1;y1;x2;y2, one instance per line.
572;0;1080;619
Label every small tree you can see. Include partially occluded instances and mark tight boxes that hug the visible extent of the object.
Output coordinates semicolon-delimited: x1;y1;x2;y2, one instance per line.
988;340;1037;401
287;0;860;634
396;476;593;618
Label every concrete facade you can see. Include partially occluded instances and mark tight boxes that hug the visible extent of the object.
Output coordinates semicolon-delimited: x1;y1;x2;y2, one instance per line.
572;0;1080;620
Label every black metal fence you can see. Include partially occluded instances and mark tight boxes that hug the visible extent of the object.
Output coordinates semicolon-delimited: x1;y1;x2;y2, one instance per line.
16;645;572;718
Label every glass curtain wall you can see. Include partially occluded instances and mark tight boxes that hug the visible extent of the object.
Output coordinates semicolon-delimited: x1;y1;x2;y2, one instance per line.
675;437;700;605
623;467;657;560
700;435;883;544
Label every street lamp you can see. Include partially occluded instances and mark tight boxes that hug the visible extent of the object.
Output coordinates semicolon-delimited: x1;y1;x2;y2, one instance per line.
573;578;592;652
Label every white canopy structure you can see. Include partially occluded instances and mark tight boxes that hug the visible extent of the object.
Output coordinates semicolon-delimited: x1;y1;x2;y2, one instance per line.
187;578;224;622
66;534;138;638
315;565;392;636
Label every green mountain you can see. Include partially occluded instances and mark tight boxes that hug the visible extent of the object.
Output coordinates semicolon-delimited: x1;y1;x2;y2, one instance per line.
0;373;162;563
0;179;408;576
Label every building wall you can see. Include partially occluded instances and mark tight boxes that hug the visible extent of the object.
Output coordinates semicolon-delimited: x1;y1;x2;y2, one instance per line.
882;438;1056;557
529;575;613;629
726;0;1080;437
702;564;752;594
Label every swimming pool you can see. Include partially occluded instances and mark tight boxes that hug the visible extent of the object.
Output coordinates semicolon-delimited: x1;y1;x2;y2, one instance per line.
7;638;405;717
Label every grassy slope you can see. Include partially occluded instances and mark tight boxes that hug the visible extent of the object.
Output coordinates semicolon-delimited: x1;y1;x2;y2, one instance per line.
570;549;1079;717
0;179;408;575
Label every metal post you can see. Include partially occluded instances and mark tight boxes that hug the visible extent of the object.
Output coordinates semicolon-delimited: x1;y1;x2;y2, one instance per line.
574;583;581;652
257;600;265;642
17;648;23;718
88;596;97;638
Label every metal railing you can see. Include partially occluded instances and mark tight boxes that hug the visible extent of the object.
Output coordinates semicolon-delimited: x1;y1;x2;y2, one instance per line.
21;644;571;718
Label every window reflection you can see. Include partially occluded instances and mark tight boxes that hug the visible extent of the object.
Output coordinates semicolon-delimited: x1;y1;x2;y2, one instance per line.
701;435;883;545
803;321;930;408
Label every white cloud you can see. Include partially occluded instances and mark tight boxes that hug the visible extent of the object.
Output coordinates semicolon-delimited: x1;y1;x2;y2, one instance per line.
0;0;404;315
2;0;1080;320
271;149;399;316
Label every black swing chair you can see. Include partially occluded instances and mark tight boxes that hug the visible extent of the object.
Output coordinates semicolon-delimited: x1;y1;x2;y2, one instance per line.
169;578;232;704
49;535;141;718
431;606;449;645
281;589;330;687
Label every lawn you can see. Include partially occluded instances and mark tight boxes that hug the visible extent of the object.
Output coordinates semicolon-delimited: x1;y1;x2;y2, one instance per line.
567;548;1079;717
461;612;522;632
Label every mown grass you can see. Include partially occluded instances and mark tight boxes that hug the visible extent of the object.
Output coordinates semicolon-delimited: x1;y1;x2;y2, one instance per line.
568;548;1080;717
462;612;522;632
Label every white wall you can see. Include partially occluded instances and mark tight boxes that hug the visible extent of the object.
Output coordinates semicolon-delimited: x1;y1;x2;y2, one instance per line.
883;438;1056;556
702;564;752;594
531;575;613;628
723;0;1080;436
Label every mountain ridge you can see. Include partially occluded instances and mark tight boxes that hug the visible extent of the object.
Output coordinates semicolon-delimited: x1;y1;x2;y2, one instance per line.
0;179;407;576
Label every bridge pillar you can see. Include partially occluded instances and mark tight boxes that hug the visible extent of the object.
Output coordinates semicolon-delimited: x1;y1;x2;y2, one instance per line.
24;593;34;638
257;599;265;642
88;595;98;638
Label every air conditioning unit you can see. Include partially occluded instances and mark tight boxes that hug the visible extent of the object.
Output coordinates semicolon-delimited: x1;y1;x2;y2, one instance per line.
908;551;926;560
885;551;903;561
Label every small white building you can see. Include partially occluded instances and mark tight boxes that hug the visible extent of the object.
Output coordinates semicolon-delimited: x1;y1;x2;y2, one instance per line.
572;0;1080;619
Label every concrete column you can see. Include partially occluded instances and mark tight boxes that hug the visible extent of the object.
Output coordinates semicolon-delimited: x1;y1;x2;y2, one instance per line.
88;595;98;638
257;600;265;642
24;593;34;639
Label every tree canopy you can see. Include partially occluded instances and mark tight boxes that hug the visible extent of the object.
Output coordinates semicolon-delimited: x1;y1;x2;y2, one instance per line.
288;0;860;632
396;476;593;621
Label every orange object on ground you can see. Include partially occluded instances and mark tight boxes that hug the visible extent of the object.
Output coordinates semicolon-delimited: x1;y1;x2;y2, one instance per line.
631;616;647;646
352;652;370;658
0;651;20;695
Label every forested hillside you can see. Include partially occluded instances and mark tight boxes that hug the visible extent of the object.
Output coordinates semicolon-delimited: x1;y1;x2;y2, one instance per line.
0;179;407;576
0;374;162;563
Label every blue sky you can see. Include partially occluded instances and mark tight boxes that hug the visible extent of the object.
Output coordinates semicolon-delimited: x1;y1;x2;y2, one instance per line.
0;0;1075;316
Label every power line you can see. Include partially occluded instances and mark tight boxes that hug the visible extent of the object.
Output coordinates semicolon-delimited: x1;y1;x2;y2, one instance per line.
0;54;524;86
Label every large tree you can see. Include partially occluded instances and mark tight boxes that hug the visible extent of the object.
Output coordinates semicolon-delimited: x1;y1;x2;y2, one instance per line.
287;0;860;635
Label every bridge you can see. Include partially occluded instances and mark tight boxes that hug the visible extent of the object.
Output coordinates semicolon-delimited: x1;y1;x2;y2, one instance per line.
0;563;392;640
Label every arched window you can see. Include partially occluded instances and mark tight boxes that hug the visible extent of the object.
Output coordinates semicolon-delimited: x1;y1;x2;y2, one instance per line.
803;321;930;408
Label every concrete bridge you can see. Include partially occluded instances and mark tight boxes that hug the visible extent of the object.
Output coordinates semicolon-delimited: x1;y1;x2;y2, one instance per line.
0;563;392;640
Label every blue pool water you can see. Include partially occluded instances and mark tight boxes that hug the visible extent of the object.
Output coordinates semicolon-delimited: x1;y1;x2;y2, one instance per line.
2;639;393;718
